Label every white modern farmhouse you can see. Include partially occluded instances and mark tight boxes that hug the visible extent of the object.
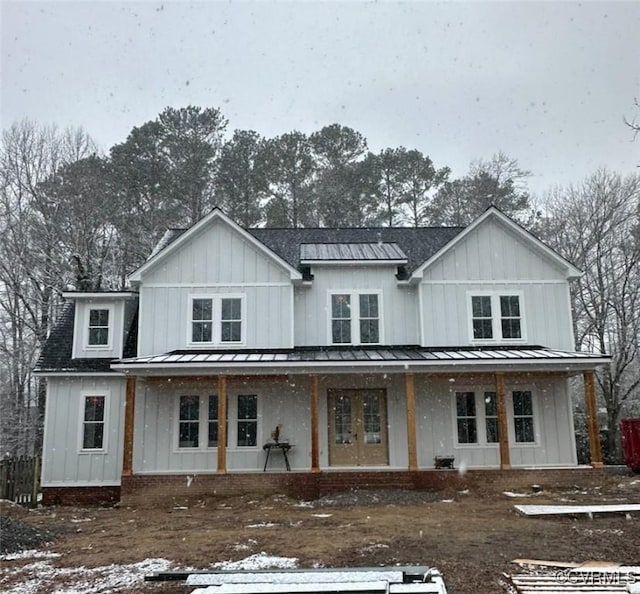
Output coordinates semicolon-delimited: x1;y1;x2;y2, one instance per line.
35;207;609;504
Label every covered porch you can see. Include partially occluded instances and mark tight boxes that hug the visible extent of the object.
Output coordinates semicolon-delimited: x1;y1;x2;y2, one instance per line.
114;346;609;490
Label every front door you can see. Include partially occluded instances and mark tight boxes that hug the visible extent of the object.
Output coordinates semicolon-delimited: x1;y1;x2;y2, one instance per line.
328;389;388;466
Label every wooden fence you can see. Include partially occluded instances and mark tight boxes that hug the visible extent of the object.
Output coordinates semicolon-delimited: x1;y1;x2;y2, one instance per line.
0;455;41;507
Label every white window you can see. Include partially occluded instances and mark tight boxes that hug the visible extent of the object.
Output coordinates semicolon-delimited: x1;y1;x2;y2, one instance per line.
80;394;107;451
513;390;535;443
468;292;524;342
329;291;382;345
484;391;499;444
84;306;113;349
178;395;201;448
188;295;244;346
455;392;477;444
237;394;258;447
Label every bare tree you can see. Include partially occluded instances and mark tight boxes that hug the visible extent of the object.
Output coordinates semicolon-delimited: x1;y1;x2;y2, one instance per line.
542;170;640;461
0;119;98;455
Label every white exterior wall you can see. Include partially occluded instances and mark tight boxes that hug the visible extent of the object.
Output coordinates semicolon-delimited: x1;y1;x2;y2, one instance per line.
414;375;576;468
137;219;294;355
420;217;574;349
294;266;418;346
41;376;126;486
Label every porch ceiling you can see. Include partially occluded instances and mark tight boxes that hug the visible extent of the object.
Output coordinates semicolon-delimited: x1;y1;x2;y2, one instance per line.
110;345;610;376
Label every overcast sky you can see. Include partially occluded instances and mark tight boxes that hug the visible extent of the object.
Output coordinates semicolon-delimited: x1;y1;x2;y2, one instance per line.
2;0;639;197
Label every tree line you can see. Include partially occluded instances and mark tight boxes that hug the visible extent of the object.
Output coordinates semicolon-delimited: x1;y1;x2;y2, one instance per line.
0;105;638;463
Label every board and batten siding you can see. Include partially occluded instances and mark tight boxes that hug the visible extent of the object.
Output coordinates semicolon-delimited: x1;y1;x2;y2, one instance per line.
414;376;577;468
420;217;574;349
294;266;418;346
41;376;126;486
137;219;294;355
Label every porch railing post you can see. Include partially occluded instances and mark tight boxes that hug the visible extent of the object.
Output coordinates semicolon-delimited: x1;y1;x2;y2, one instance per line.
495;372;511;470
405;372;418;471
217;375;228;474
122;375;136;477
311;374;320;473
583;370;604;468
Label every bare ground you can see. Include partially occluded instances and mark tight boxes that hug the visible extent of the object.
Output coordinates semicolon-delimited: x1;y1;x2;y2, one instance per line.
1;472;639;594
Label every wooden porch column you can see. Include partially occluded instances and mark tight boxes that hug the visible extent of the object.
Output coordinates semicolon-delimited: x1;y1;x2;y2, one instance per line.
310;374;320;473
495;372;511;470
217;375;228;474
122;375;136;477
405;372;418;471
583;370;604;468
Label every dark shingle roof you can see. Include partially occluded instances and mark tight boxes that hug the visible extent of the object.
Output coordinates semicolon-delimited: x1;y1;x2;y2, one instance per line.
250;227;462;273
150;226;463;274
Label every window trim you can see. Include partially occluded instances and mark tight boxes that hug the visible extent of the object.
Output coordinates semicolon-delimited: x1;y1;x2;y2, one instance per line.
467;291;526;344
83;305;114;350
78;391;109;453
327;290;384;346
187;294;245;347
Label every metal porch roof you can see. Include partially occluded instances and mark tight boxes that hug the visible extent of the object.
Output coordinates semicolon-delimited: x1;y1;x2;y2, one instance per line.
111;345;609;375
300;242;407;262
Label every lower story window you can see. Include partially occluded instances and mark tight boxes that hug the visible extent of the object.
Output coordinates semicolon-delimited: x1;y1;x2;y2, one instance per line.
484;391;499;443
456;392;477;444
513;390;535;443
237;394;258;447
179;395;200;448
82;395;105;449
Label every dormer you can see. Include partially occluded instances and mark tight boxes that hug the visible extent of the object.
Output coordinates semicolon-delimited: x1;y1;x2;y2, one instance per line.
65;292;138;359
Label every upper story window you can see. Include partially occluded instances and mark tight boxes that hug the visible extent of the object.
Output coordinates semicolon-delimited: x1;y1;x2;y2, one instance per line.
87;308;110;347
330;291;381;345
81;394;106;451
469;292;524;342
189;295;244;346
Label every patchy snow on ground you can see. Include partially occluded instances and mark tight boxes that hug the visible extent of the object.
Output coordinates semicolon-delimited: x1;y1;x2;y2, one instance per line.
0;556;176;594
212;552;299;571
0;550;61;561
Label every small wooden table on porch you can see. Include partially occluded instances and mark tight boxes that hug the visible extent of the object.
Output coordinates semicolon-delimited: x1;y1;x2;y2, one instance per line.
263;441;293;471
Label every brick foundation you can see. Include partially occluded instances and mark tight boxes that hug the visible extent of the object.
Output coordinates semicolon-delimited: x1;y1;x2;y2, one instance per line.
42;486;121;506
42;466;629;507
118;466;628;507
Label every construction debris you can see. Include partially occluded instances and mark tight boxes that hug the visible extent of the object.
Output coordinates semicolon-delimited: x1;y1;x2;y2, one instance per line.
514;504;640;517
504;560;640;593
147;566;448;594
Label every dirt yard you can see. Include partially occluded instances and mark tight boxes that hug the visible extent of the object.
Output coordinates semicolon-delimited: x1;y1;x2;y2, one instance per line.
1;472;639;594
